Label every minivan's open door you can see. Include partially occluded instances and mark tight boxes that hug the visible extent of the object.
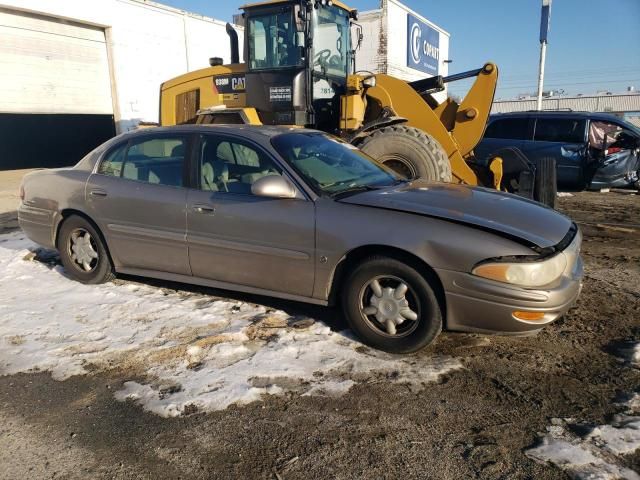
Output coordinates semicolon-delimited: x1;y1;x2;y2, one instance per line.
588;121;640;189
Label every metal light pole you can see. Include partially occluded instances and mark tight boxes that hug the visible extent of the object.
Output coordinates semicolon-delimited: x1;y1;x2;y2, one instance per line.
536;0;552;110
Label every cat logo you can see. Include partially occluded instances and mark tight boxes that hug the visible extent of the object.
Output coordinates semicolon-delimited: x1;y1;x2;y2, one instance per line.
214;74;246;94
231;77;246;91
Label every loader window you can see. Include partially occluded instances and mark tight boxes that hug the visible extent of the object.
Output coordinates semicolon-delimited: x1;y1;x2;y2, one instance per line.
248;11;300;70
311;5;350;78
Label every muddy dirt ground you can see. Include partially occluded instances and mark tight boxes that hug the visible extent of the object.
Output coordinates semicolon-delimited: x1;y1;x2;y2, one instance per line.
1;191;639;480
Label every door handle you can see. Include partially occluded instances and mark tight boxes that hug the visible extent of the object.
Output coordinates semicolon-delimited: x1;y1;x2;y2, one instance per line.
89;189;108;197
192;204;215;214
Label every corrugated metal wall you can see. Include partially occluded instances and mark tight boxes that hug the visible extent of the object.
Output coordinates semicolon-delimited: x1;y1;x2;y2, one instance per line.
493;94;640;114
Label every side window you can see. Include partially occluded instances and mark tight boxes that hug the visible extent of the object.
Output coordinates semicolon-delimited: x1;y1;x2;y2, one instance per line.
98;144;126;176
589;121;623;150
232;143;260;167
484;118;529;140
122;137;186;187
534;119;586;143
215;141;262;168
199;135;281;194
217;142;236;163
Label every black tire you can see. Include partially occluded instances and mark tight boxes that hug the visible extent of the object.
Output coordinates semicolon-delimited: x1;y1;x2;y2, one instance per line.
341;256;442;354
534;157;557;209
357;125;452;182
57;215;115;284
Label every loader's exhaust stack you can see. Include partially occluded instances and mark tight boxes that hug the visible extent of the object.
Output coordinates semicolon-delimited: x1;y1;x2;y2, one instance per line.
226;23;240;64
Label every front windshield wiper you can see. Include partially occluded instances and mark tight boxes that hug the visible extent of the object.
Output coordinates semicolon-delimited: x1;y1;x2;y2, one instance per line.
331;185;379;200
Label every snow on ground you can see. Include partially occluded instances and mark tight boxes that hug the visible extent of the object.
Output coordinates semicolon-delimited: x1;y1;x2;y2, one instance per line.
0;231;461;416
526;342;640;480
613;341;640;368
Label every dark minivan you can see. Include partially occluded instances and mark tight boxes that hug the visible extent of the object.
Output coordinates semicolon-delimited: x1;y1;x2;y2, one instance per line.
475;111;640;190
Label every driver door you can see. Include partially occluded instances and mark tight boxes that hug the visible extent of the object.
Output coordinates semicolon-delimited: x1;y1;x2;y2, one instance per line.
588;121;640;188
186;133;316;297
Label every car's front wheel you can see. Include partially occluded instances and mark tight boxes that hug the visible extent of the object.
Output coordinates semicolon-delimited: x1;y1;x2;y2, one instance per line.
57;215;115;284
342;256;442;353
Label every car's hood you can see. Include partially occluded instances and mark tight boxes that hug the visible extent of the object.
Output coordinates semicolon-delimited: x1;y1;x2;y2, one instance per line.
339;181;573;249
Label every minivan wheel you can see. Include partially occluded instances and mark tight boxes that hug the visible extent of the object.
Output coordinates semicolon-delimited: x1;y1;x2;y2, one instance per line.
342;256;442;353
534;157;558;209
58;215;115;284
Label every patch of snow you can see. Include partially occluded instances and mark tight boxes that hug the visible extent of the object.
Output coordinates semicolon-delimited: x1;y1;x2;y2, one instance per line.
0;231;461;416
557;192;575;198
527;433;640;480
624;393;640;413
632;344;640;367
527;344;640;479
611;341;640;368
588;416;640;455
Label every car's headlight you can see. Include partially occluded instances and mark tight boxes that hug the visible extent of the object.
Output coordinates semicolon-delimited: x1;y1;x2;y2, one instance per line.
472;252;567;288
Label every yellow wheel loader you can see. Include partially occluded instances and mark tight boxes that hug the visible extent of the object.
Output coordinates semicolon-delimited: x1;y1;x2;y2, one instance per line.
160;0;551;204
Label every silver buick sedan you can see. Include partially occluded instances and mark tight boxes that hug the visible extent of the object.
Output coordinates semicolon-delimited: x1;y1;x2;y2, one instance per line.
18;125;583;353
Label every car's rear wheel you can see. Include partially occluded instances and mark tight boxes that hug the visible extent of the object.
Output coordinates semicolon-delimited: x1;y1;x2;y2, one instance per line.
342;256;442;353
57;215;115;284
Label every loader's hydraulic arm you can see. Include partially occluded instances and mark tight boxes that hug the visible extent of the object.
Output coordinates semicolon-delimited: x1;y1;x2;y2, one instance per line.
358;63;498;185
409;67;486;96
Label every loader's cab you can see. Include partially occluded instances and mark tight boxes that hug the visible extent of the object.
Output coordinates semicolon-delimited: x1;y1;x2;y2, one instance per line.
243;0;354;131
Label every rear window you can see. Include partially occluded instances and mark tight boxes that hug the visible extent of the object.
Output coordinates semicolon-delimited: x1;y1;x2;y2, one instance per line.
484;118;529;140
534;118;586;143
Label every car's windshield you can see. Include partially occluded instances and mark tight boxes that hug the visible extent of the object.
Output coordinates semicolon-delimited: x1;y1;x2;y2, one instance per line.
271;132;401;197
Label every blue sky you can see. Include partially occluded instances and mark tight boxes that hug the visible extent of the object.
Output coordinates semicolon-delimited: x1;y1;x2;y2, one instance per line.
161;0;640;99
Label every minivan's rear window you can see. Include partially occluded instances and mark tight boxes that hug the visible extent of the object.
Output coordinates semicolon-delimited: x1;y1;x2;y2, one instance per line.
534;118;586;143
484;118;529;140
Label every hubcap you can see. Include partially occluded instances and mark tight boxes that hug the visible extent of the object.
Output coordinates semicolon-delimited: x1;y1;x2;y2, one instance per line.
360;276;420;336
68;228;98;272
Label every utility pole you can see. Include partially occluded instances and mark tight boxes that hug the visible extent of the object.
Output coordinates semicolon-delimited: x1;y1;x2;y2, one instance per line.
537;0;552;110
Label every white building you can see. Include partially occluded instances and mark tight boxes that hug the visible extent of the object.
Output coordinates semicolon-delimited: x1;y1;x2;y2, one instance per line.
355;0;450;101
0;0;448;170
0;0;241;169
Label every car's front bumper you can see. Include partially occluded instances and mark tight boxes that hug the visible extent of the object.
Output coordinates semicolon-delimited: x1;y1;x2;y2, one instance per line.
435;258;584;335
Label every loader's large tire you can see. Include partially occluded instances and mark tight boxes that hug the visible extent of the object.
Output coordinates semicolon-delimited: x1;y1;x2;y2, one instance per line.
534;157;557;209
357;125;452;182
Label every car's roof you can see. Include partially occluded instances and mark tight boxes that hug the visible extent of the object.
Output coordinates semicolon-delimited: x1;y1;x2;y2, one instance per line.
121;124;321;143
490;110;623;123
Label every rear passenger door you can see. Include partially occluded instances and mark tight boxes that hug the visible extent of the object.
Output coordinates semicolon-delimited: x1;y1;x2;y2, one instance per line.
186;133;316;297
526;117;587;187
86;133;192;275
475;117;529;164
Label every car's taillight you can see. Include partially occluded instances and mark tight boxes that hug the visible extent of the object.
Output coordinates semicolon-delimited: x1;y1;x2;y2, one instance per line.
19;184;25;201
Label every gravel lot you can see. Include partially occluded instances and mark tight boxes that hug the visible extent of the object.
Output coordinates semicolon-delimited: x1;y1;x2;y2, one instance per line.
0;191;638;480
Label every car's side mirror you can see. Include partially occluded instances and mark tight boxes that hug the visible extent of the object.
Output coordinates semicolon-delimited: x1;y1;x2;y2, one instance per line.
251;175;297;199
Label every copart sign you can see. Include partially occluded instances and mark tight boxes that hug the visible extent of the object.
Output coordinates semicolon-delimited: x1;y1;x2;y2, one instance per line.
406;13;440;76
